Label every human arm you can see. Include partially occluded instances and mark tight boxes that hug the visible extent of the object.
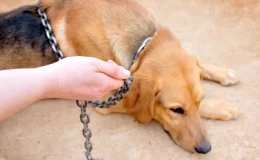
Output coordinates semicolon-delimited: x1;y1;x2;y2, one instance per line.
0;56;130;121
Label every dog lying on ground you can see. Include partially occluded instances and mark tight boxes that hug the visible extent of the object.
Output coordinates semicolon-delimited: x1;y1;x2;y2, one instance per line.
0;0;241;154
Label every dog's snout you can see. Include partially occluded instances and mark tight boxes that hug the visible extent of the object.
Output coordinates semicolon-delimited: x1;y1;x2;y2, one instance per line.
194;141;211;154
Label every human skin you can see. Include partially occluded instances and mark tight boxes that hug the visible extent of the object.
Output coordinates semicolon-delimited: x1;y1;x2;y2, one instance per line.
0;56;131;121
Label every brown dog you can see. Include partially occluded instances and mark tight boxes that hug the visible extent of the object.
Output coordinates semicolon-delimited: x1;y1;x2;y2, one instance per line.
0;0;241;154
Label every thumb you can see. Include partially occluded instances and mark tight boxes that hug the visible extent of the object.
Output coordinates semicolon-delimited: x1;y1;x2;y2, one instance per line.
95;59;131;79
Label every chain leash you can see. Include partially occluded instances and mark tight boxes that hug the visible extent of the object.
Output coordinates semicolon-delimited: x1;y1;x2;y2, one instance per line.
75;76;133;160
37;8;64;60
76;101;93;160
38;7;135;160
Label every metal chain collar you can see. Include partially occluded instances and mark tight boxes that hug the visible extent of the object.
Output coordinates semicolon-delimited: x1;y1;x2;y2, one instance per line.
38;8;64;60
38;7;151;160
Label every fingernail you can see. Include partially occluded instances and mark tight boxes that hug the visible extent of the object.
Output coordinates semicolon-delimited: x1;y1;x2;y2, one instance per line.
120;66;131;78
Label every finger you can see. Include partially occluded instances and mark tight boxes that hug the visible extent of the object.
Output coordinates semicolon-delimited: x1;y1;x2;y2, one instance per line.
107;60;117;65
95;59;131;79
95;73;124;92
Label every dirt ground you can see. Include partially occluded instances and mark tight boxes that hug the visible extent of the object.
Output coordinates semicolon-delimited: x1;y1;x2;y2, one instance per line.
0;0;260;160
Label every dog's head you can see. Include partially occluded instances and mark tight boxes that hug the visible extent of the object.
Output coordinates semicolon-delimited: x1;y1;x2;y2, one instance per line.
125;28;211;154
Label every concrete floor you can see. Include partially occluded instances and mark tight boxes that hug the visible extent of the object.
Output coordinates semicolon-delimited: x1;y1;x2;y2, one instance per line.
0;0;260;160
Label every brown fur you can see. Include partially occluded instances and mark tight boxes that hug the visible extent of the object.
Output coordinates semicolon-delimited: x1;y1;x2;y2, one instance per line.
0;0;240;153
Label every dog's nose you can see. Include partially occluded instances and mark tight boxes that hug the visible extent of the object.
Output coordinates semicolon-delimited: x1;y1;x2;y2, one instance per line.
194;141;211;154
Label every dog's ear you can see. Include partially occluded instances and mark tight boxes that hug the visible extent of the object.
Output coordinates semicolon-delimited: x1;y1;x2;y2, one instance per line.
187;55;205;104
124;79;162;124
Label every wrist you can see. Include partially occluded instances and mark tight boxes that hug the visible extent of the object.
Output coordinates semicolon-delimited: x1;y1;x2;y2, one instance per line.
35;64;59;100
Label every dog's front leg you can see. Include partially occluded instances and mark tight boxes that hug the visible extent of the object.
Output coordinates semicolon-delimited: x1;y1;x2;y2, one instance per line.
199;98;241;121
195;57;239;86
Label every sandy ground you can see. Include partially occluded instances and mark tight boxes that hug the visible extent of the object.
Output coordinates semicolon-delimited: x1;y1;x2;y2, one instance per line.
0;0;260;160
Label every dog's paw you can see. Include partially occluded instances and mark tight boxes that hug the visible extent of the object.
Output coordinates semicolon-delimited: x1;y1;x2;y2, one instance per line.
94;108;111;115
219;69;238;86
199;98;241;121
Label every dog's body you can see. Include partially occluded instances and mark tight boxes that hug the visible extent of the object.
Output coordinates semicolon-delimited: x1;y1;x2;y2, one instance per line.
0;0;240;154
0;6;56;69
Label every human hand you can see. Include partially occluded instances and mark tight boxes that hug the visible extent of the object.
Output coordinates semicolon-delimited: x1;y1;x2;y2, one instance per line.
42;56;131;100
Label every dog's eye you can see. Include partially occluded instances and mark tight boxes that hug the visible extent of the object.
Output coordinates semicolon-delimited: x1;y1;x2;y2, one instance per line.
170;108;184;115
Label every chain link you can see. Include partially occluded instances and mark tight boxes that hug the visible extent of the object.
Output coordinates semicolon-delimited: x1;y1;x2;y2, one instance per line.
75;75;133;160
37;8;64;60
77;101;93;160
88;77;133;108
38;7;135;160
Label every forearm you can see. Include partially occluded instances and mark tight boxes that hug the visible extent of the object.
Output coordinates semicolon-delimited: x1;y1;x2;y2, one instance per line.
0;57;130;122
0;67;52;121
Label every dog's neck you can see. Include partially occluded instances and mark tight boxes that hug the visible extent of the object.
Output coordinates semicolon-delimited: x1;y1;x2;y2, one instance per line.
44;0;158;69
